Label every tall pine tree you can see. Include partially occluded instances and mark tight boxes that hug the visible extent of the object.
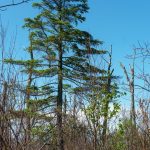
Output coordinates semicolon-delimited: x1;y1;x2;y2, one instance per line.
6;0;106;149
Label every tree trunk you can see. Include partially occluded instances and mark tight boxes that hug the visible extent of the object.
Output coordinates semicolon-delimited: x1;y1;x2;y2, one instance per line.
120;63;136;126
130;67;136;126
25;47;33;150
102;100;109;144
57;41;64;150
102;47;112;144
0;82;9;150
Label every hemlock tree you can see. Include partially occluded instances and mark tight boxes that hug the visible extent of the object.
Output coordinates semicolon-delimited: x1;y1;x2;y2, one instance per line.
23;1;106;149
6;0;106;149
5;33;55;149
5;36;36;149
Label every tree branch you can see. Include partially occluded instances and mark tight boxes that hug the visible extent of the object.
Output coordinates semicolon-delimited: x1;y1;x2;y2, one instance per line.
0;0;31;10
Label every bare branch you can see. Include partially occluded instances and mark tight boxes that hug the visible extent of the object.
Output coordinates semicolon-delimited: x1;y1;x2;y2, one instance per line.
0;0;31;10
120;63;130;84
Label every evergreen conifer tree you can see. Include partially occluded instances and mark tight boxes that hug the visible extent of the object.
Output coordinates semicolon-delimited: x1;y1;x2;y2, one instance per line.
6;0;106;149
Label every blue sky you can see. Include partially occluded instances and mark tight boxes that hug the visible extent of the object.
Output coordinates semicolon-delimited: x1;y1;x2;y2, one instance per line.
87;0;150;70
1;0;150;103
1;0;150;70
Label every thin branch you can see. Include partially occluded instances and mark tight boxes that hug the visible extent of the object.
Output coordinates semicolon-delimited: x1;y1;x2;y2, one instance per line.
0;0;31;10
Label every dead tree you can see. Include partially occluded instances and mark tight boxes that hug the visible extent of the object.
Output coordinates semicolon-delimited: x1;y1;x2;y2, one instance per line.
120;63;136;126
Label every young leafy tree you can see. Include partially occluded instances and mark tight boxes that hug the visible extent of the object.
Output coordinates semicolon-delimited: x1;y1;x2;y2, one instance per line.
101;48;120;144
75;48;120;148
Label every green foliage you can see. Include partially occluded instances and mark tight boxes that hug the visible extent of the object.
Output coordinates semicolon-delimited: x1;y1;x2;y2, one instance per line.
4;59;42;67
111;119;133;150
4;1;116;148
22;0;106;107
31;124;56;141
109;102;120;118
